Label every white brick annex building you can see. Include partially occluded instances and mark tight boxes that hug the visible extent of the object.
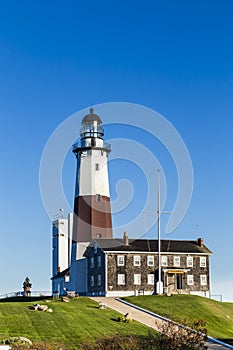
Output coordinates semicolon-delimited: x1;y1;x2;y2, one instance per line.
51;109;213;297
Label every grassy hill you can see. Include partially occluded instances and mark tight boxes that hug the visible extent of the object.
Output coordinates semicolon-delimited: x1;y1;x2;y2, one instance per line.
1;295;232;348
0;297;152;349
123;294;233;343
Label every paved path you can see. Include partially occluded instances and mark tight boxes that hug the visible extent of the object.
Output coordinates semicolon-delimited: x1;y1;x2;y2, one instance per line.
90;297;232;350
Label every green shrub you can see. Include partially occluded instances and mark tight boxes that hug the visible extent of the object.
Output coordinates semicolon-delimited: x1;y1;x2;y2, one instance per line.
153;319;208;350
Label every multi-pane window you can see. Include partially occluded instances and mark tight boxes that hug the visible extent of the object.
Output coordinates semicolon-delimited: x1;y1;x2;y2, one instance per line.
161;256;168;266
200;275;207;286
134;255;141;266
147;274;154;285
134;274;141;285
97;256;101;267
96;194;101;202
174;256;180;267
117;255;125;266
147;256;154;266
95;163;100;170
97;274;101;286
90;257;94;268
200;257;206;267
90;275;94;287
187;275;194;285
187;256;193;267
94;244;97;254
117;274;125;285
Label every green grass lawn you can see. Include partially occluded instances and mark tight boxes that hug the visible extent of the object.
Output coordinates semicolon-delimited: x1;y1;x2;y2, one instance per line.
123;294;233;341
0;297;152;349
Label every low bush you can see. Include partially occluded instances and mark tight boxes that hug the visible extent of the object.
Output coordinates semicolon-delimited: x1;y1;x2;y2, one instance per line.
76;320;208;350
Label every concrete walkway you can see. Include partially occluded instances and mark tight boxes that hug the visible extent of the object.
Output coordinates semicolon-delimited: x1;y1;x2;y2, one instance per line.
90;297;232;350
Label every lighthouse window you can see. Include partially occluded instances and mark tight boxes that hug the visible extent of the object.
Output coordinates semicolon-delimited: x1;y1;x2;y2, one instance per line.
95;163;100;170
96;194;101;202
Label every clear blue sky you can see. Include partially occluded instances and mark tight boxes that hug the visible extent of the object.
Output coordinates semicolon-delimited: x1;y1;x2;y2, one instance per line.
0;1;232;301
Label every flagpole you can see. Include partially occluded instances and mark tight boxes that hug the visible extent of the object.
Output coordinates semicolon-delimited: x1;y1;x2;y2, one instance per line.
157;169;163;295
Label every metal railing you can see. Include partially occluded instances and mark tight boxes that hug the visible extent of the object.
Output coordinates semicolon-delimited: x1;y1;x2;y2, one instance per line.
72;139;111;151
0;291;51;299
210;294;223;302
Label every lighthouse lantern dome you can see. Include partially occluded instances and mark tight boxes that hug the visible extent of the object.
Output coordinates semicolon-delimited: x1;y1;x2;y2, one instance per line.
80;108;103;139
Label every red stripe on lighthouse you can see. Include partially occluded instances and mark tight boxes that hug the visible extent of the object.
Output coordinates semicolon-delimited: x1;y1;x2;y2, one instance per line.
72;195;112;243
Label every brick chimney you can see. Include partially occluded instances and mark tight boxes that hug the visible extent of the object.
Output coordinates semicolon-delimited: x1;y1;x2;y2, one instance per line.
197;238;204;247
123;231;129;245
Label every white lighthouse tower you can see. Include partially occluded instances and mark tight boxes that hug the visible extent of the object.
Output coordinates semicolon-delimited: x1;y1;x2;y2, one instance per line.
69;108;113;293
73;107;112;242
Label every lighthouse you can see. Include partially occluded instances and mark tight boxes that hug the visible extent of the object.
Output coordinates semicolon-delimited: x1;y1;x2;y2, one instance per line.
68;108;113;293
72;108;113;242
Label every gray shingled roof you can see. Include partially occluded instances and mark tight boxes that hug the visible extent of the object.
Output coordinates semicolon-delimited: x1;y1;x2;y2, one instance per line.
91;238;212;254
51;267;70;280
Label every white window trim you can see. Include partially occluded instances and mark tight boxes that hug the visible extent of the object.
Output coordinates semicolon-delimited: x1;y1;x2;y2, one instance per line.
174;256;180;267
117;274;125;285
200;275;207;286
187;274;194;286
161;256;168;266
187;256;193;267
200;257;206;268
147;274;154;285
134;274;141;285
147;255;154;266
134;255;141;266
117;255;125;266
